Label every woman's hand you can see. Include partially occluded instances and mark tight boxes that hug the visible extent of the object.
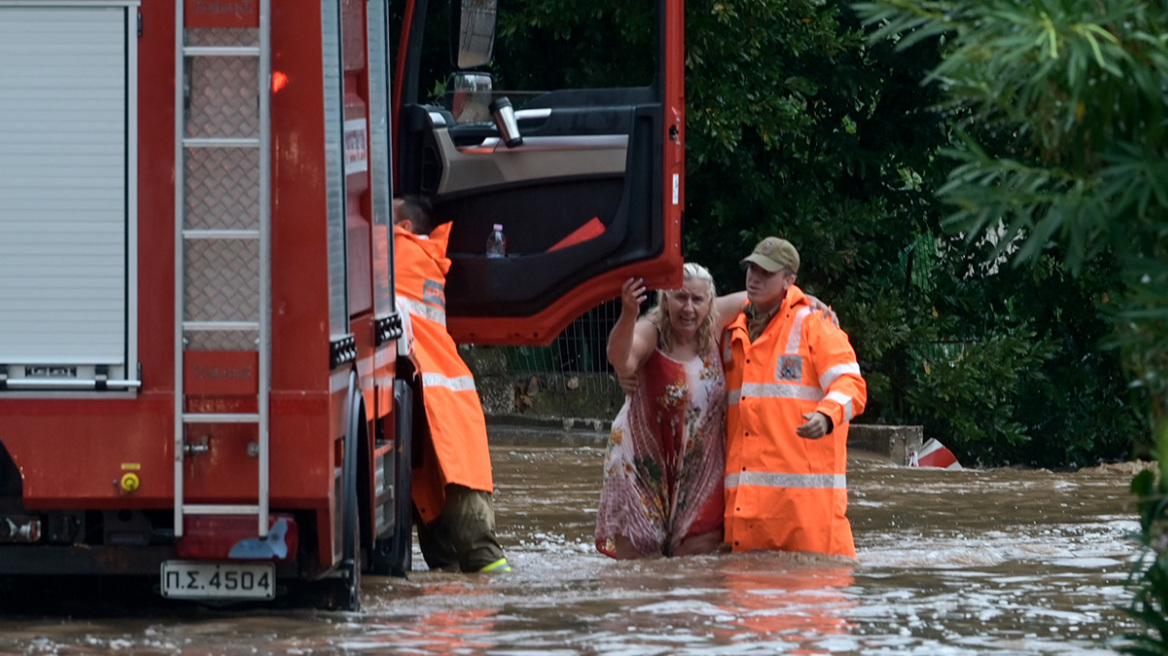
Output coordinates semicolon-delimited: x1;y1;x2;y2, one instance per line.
620;277;647;317
618;371;639;396
805;294;839;328
608;277;655;386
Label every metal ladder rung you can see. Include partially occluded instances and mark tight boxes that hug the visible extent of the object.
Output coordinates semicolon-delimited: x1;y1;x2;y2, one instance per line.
183;46;261;57
182;321;260;332
182;413;260;424
183;229;260;240
183;137;261;148
183;504;262;516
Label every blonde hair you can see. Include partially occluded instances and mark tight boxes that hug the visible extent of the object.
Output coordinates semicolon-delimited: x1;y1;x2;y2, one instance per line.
646;262;718;355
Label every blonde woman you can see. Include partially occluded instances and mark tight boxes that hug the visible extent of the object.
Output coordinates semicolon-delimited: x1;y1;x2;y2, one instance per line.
594;261;839;559
595;263;728;558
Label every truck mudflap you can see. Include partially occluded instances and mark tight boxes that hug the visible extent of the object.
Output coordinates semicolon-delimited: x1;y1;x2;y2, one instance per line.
175;515;298;561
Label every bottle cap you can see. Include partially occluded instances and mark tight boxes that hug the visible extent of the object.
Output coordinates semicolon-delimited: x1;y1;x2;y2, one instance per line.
493;224;503;230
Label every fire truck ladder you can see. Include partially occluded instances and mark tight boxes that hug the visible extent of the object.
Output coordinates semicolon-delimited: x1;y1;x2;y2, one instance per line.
173;0;272;538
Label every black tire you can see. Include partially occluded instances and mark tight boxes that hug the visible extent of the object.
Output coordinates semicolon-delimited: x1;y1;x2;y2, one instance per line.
370;380;414;577
335;447;362;611
317;374;363;611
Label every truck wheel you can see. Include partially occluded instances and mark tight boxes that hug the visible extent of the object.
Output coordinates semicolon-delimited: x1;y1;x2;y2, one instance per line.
370;380;414;577
331;455;362;611
318;375;363;611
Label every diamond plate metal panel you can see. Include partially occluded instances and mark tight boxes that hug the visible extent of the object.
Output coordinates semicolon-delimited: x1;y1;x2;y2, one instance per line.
185;56;258;139
184;147;259;231
185;330;257;351
180;25;263;353
186;28;258;47
184;239;258;320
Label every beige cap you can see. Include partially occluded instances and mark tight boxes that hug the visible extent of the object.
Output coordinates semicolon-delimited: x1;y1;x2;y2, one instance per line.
740;236;799;273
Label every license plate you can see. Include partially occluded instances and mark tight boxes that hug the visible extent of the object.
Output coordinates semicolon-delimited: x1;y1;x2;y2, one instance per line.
161;561;275;600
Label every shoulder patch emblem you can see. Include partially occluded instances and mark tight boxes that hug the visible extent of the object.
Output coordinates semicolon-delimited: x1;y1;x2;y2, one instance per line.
776;355;803;381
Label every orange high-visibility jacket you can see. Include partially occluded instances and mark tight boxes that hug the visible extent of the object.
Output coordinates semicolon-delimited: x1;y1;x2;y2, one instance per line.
394;223;494;524
722;285;867;558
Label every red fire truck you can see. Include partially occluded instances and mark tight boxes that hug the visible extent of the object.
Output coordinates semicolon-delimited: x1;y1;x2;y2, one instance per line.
0;0;683;610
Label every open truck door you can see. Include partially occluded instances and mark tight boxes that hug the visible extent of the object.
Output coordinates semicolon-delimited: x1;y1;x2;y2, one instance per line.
394;0;685;345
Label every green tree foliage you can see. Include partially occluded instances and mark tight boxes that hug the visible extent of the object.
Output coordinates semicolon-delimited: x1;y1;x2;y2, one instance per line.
677;0;1140;467
855;0;1168;649
475;0;1143;468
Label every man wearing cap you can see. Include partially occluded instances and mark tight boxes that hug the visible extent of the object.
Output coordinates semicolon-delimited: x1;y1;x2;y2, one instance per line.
721;237;867;559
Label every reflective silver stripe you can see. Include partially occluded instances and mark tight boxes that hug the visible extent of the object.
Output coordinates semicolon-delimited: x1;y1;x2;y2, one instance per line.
825;390;854;421
399;297;446;326
728;382;824;405
785;307;812;354
725;471;846;489
421;372;477;392
819;362;861;389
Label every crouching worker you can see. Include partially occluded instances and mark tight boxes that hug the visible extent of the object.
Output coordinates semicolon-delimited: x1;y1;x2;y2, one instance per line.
393;195;510;573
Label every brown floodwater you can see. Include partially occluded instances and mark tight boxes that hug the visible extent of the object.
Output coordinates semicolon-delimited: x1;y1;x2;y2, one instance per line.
0;437;1148;655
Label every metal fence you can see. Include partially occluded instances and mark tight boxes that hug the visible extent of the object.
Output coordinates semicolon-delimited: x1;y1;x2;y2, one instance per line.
484;298;621;394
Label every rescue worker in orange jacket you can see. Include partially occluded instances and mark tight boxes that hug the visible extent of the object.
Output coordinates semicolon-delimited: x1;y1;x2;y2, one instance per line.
722;237;867;559
394;195;510;573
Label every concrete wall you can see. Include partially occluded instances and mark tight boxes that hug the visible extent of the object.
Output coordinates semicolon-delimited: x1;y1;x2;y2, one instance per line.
848;425;923;466
464;346;923;465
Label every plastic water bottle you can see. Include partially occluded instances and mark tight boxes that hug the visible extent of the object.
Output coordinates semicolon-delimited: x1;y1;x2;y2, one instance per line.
486;223;507;258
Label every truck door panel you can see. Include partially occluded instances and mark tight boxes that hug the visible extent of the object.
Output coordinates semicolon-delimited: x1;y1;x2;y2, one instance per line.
394;0;684;345
405;91;672;343
439;101;657;298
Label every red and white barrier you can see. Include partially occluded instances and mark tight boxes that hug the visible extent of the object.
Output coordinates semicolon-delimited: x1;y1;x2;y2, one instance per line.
908;438;962;469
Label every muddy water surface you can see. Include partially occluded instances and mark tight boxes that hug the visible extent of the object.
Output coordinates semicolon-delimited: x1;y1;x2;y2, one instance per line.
0;442;1146;655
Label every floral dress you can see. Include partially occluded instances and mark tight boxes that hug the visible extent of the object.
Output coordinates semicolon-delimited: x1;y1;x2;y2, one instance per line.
595;347;727;558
